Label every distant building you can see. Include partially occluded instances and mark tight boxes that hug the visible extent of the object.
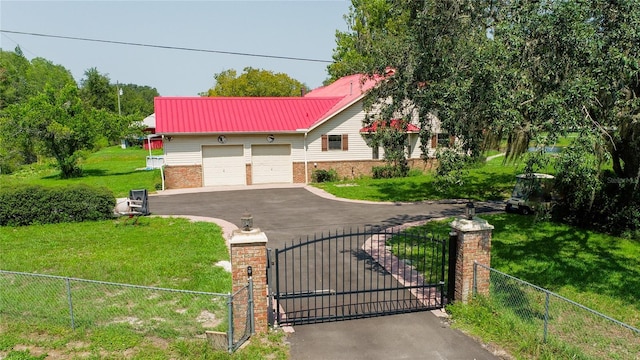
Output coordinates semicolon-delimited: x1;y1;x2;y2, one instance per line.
141;113;162;150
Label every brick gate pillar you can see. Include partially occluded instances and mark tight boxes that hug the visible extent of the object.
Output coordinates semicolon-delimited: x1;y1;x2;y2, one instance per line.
230;226;268;334
450;215;493;303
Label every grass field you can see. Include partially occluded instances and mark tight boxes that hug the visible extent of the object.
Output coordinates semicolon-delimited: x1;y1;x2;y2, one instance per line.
313;156;528;202
2;141;634;359
0;146;163;198
401;214;640;359
0;217;289;359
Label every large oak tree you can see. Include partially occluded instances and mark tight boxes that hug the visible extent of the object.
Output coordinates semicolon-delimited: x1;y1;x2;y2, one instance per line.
331;0;640;234
203;67;307;97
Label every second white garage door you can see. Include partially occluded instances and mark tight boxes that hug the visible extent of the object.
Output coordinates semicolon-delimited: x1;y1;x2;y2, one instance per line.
251;145;292;184
202;145;246;186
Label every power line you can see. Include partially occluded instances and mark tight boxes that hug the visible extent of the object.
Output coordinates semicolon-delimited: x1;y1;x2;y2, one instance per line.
0;29;333;64
0;32;40;58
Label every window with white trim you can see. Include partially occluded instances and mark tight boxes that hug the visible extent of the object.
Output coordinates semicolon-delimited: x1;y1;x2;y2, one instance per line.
328;135;342;150
321;134;349;151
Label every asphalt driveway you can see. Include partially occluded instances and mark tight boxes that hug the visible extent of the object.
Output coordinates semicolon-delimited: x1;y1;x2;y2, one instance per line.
149;185;503;359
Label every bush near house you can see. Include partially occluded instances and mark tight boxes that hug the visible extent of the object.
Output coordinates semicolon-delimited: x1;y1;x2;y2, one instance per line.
0;184;115;226
311;169;338;183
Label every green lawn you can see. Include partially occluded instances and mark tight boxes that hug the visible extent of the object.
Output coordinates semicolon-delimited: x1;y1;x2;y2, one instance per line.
0;217;230;290
403;214;640;359
0;217;289;359
313;156;528;202
0;146;163;198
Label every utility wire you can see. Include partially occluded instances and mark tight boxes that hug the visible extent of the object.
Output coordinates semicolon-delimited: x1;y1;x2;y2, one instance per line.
0;29;333;64
1;32;40;58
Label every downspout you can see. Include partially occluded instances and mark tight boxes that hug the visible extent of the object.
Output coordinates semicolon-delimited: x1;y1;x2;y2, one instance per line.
304;132;309;184
160;135;166;191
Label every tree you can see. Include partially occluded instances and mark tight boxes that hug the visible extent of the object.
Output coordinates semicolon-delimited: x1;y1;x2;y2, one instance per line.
2;84;100;178
332;0;640;235
80;67;115;112
203;67;307;97
326;0;411;83
25;57;76;96
118;84;159;116
0;46;31;109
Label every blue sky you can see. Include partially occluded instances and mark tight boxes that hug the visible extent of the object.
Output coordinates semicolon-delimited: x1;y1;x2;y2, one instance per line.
0;0;351;96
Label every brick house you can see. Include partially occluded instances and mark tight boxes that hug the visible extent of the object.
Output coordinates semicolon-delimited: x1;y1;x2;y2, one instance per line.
154;74;444;189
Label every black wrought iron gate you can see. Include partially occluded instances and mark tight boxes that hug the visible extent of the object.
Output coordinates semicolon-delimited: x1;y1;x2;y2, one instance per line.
267;228;446;326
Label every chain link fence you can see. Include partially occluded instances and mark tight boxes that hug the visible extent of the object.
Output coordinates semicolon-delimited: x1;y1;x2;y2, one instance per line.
474;262;640;359
0;270;254;353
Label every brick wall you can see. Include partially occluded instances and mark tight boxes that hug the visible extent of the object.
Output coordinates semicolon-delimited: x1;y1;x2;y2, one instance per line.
450;218;493;303
293;163;306;183
166;159;438;188
230;231;268;334
246;164;252;185
296;158;437;182
164;165;202;189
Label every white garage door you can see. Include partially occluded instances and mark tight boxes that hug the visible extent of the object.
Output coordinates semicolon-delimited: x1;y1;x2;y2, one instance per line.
202;145;246;186
251;145;292;184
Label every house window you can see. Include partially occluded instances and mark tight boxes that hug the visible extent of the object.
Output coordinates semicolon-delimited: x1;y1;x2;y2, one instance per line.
437;133;451;147
372;146;379;159
322;134;349;151
328;135;342;150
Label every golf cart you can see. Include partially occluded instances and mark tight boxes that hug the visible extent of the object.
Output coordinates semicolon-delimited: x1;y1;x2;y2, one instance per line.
505;173;556;215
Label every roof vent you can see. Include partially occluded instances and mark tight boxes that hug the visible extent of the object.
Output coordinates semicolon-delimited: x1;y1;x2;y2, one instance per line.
350;81;353;96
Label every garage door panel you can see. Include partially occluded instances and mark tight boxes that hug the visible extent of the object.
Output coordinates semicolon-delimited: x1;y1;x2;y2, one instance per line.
202;145;246;186
252;145;292;184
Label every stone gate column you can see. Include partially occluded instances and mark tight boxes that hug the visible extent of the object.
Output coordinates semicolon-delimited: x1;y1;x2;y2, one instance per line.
450;214;493;303
229;218;268;334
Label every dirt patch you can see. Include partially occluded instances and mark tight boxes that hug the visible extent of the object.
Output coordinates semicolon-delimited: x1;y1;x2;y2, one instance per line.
111;316;143;327
66;341;89;350
196;310;221;328
147;336;170;350
11;345;49;358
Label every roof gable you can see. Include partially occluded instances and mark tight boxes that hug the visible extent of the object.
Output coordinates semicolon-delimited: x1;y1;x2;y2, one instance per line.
155;97;342;133
154;74;382;134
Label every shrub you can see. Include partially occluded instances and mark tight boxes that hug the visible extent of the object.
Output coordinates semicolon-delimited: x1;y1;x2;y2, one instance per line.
312;169;338;183
372;164;408;179
0;184;115;226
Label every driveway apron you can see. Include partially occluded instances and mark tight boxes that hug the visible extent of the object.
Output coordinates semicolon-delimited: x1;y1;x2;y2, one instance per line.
149;187;502;359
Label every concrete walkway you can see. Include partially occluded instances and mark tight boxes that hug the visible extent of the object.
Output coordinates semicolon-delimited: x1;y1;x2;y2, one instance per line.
148;184;505;359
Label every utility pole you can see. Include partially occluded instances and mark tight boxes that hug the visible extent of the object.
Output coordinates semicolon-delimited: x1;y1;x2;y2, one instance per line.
117;81;122;116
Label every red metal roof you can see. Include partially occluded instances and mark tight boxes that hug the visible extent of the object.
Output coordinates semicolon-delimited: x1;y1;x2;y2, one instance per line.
155;97;343;133
154;74;383;134
305;74;381;128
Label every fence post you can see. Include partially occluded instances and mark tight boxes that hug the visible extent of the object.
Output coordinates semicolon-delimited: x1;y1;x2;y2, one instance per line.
447;231;457;304
450;215;493;303
229;219;269;334
227;294;233;353
65;278;75;330
543;291;550;343
248;271;255;335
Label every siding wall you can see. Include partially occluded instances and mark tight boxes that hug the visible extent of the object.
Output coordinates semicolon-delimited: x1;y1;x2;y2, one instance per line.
305;101;372;161
163;134;305;166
